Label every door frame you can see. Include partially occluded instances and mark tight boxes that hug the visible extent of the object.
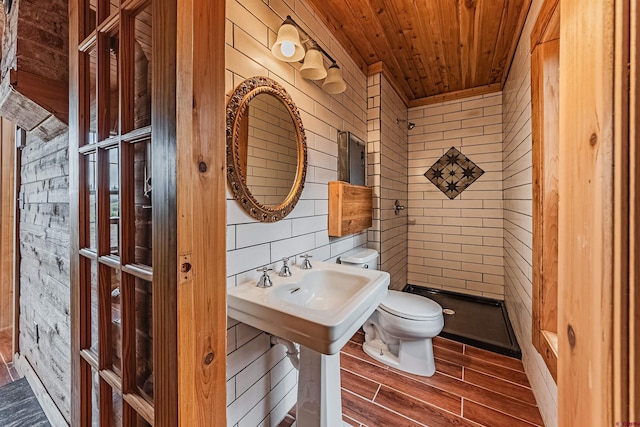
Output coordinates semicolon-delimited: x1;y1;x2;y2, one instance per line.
558;0;634;424
0;119;18;358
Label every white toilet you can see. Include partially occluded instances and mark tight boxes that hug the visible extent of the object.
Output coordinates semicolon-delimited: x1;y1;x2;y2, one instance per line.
340;248;444;377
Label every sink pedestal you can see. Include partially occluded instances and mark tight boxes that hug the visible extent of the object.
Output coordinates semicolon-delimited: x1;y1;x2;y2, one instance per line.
296;346;345;427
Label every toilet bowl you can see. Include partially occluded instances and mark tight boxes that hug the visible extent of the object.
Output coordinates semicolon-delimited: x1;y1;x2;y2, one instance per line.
340;248;444;377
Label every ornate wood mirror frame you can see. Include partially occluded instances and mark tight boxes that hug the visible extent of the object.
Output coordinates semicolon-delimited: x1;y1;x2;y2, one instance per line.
226;76;307;222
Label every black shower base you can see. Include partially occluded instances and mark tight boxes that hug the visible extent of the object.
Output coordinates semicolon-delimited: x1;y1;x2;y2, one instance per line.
403;284;522;359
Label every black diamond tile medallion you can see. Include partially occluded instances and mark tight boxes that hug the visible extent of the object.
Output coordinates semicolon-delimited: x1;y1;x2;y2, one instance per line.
424;146;484;199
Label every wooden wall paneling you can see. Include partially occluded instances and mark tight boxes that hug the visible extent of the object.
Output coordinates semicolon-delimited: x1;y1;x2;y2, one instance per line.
420;0;459;94
345;0;415;97
457;0;479;89
370;0;436;97
0;118;15;333
558;0;616;425
152;0;178;424
306;0;530;101
302;1;370;75
176;0;227;424
494;0;532;86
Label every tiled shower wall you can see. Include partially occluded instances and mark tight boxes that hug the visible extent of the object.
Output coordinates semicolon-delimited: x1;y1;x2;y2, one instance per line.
224;0;368;425
502;0;558;425
406;94;505;299
367;74;408;290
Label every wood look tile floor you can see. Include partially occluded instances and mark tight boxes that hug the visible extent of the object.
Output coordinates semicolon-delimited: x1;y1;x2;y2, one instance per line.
0;329;18;388
278;331;543;427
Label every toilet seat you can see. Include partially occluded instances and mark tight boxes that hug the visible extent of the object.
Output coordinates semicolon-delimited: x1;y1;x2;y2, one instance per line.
379;290;442;321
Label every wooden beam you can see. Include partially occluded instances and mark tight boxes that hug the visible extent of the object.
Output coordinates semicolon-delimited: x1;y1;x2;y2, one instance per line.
558;0;616;425
408;83;501;108
9;69;69;125
176;0;227;425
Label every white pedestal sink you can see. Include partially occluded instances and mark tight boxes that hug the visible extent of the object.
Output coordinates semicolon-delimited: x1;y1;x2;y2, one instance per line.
228;261;390;426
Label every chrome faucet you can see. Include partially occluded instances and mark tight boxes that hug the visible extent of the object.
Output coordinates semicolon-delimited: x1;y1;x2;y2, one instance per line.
300;254;313;270
279;257;292;277
256;267;273;288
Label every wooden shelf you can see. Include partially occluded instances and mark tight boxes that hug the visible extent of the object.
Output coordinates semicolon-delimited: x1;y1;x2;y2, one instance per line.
328;181;373;237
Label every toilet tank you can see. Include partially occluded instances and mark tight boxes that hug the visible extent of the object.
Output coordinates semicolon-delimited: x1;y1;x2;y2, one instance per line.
339;248;378;270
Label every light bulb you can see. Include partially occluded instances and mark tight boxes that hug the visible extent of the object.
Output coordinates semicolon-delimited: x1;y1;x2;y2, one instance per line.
280;41;295;58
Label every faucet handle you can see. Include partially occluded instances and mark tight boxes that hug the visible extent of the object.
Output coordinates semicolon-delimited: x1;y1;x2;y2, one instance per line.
279;257;292;277
256;267;273;288
300;254;313;270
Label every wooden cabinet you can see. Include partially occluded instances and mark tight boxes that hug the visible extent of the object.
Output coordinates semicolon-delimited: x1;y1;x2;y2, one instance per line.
328;181;373;237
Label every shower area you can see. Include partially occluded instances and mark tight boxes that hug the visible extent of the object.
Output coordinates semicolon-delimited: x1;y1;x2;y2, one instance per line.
367;73;519;357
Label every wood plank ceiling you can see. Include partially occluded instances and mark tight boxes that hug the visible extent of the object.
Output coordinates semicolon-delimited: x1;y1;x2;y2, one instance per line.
305;0;532;106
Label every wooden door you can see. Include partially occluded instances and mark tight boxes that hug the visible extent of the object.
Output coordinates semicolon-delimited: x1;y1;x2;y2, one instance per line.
70;0;156;424
71;0;227;425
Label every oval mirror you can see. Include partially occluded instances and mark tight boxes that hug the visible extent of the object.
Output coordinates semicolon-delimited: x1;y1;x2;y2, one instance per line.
226;76;307;222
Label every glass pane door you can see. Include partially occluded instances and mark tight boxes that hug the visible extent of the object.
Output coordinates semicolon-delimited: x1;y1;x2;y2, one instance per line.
75;0;154;425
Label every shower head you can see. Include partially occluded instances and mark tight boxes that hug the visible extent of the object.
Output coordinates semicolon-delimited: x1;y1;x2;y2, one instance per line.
396;118;416;130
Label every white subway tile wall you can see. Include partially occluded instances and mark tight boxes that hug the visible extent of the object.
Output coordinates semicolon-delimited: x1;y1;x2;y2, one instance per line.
367;74;409;290
225;0;368;425
502;0;558;426
407;93;505;299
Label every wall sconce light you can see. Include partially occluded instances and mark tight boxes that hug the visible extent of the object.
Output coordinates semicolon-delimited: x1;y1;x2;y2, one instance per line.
322;63;347;94
271;16;306;62
272;16;346;94
300;46;327;80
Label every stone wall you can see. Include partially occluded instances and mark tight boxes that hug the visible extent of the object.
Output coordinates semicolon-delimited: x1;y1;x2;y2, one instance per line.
18;126;71;423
